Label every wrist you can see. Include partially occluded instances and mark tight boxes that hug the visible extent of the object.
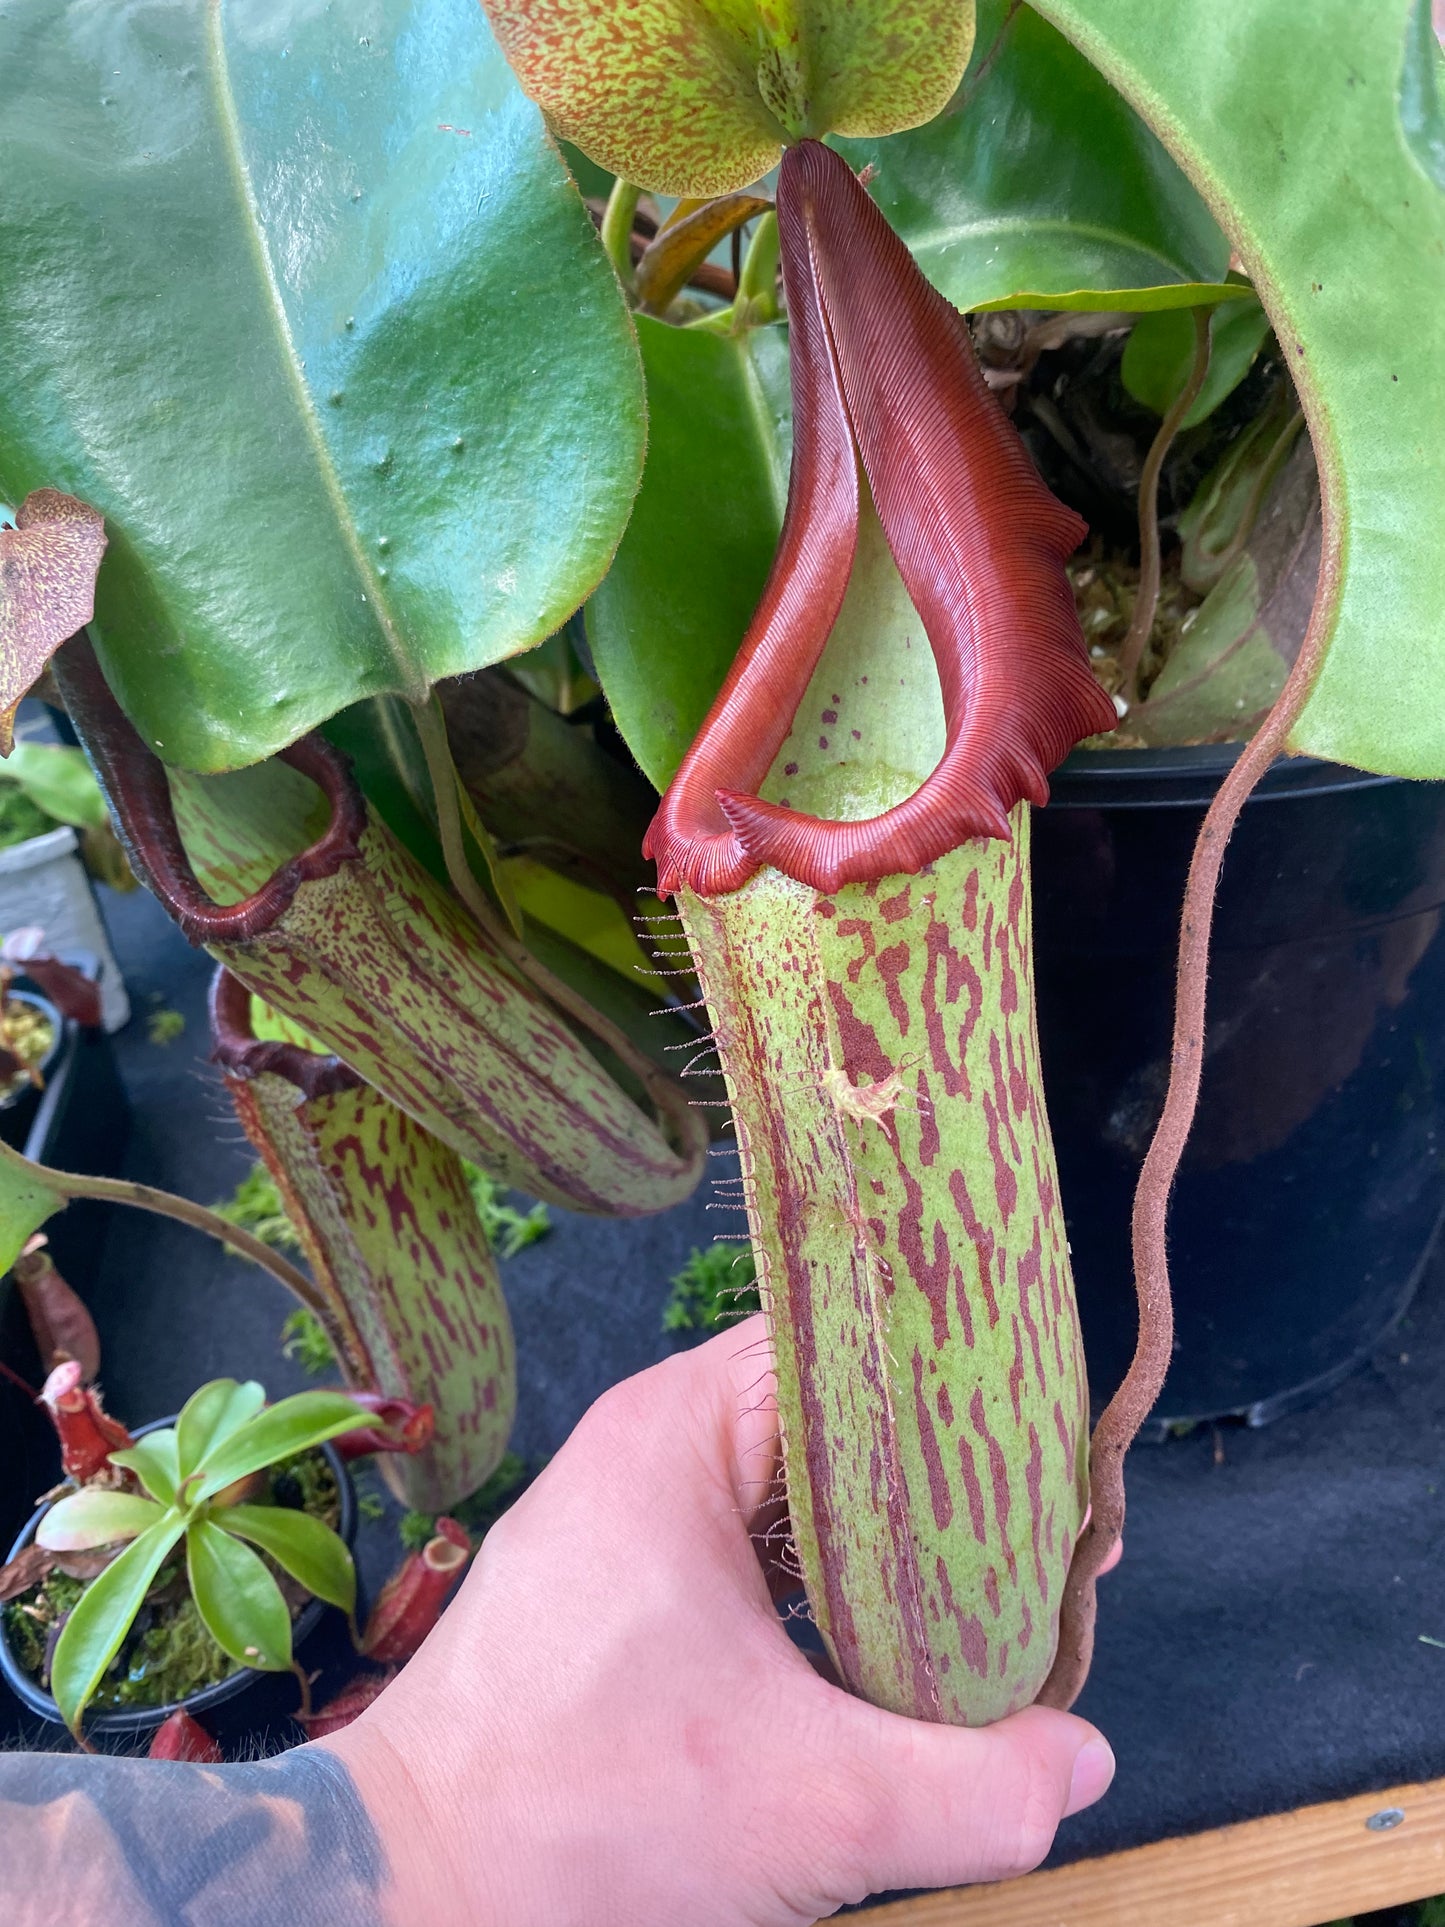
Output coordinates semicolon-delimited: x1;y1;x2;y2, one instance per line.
318;1690;489;1927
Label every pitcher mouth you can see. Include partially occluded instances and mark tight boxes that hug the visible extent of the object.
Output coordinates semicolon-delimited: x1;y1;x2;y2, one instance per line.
644;140;1115;902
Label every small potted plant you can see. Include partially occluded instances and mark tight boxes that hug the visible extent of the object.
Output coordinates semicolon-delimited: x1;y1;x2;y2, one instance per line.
0;1363;370;1748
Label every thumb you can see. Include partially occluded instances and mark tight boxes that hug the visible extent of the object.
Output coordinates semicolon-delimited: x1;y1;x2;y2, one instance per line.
805;1700;1114;1903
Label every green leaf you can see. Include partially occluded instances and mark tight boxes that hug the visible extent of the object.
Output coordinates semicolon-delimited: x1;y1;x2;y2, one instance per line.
190;1392;368;1505
835;0;1232;316
1129;437;1320;749
0;1140;67;1274
586;316;791;788
221;1505;357;1616
1401;0;1445;190
0;0;644;773
176;1379;267;1483
482;0;976;197
35;1489;165;1553
186;1518;293;1672
1029;0;1445;777
107;1431;181;1507
49;1516;187;1734
1121;297;1273;427
2;744;109;831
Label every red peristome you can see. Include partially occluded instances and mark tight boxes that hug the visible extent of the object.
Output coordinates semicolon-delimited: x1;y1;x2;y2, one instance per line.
208;966;362;1102
359;1520;471;1664
645;139;1115;900
299;1666;397;1738
39;1360;134;1483
52;634;365;947
147;1708;223;1763
333;1393;437;1462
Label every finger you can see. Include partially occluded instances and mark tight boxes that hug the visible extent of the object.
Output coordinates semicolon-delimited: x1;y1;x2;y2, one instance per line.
807;1700;1115;1900
687;1312;784;1537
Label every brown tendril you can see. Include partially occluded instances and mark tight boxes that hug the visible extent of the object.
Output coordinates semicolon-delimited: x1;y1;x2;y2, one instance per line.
1116;309;1214;707
1040;468;1335;1710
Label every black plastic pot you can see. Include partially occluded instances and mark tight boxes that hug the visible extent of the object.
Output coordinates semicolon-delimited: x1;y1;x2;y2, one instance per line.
0;1422;358;1756
1033;744;1445;1432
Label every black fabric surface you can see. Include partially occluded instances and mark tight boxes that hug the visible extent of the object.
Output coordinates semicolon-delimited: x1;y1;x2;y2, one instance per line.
6;882;1445;1892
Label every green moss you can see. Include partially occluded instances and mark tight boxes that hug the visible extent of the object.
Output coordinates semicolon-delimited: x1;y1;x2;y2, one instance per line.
399;1450;531;1550
98;1585;237;1709
0;781;58;851
662;1243;760;1334
212;1161;303;1252
463;1165;551;1257
280;1306;336;1375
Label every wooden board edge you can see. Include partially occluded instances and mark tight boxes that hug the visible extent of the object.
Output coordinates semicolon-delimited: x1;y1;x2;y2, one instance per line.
850;1775;1445;1927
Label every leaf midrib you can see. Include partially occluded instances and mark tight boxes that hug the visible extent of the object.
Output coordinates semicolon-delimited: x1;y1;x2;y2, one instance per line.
204;1;420;699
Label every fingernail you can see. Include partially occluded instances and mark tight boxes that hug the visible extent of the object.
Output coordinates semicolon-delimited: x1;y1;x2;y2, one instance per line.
1064;1737;1115;1816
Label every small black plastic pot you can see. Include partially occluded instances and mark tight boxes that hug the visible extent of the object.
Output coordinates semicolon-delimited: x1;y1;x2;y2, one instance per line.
0;1420;358;1757
1033;744;1445;1432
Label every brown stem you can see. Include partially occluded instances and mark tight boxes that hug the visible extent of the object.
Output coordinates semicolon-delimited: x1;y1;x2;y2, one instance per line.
1040;473;1334;1711
1116;310;1213;706
0;1139;328;1320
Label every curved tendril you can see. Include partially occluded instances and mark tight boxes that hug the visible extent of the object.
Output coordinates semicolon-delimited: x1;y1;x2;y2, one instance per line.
646;141;1115;901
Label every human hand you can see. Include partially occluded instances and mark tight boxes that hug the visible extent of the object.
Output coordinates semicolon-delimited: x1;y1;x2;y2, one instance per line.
326;1314;1116;1926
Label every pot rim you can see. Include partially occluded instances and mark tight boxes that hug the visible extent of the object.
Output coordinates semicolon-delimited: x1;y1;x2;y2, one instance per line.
1051;741;1405;810
0;1413;357;1736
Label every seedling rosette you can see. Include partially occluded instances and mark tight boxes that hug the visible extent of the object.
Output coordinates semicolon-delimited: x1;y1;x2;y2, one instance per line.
28;1374;369;1737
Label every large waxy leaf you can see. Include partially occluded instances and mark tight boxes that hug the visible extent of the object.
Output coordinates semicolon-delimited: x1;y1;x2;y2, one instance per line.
187;1518;293;1671
834;0;1234;316
1031;0;1445;776
49;1516;187;1734
221;1504;357;1617
190;1392;369;1505
482;0;976;197
0;0;643;773
587;317;792;789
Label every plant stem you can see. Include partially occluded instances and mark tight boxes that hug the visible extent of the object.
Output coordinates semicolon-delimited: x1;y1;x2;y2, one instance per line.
1041;430;1332;1712
15;1160;327;1318
600;178;641;289
1116;309;1213;706
737;211;780;320
410;694;522;939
